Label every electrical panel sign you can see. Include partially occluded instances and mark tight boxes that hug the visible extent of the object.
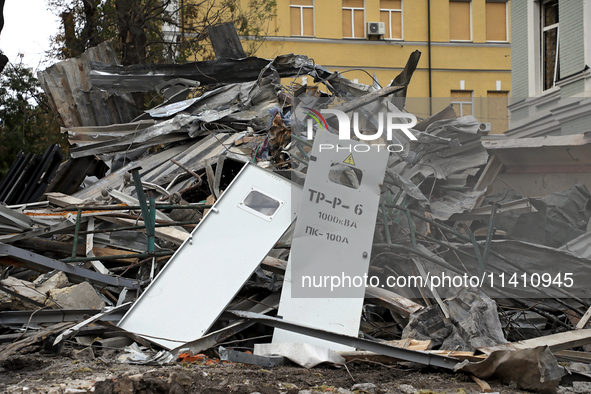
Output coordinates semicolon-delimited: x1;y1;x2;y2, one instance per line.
273;130;389;350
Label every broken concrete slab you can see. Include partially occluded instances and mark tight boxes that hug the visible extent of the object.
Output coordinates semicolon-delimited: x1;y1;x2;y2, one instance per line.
35;272;69;295
47;282;105;310
0;277;50;310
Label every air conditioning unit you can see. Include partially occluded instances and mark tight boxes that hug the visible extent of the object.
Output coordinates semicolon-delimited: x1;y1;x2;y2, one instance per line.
479;122;492;133
367;22;385;36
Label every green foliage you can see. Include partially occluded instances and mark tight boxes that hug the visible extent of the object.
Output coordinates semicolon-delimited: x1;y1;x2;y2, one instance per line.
0;62;64;178
47;0;278;65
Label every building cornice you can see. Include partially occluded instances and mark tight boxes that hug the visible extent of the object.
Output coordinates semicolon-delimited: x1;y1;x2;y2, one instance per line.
508;87;561;112
507;97;591;138
246;35;511;49
550;97;591;122
505;113;561;138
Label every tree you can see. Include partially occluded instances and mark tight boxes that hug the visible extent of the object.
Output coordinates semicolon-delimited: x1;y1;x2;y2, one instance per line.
0;61;63;178
47;0;277;66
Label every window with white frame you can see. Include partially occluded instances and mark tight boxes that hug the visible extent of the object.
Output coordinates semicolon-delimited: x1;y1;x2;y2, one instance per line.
343;0;365;39
541;0;559;91
485;0;508;42
451;90;473;116
449;0;472;41
290;0;314;37
380;0;402;40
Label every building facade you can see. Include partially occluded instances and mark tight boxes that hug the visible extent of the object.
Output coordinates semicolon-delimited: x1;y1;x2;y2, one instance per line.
247;0;512;134
507;0;591;137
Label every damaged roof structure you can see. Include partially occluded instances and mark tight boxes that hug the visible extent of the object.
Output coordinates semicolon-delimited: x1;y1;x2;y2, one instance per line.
2;25;591;394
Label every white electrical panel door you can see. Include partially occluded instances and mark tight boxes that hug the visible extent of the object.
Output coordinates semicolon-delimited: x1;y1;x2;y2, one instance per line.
118;164;302;349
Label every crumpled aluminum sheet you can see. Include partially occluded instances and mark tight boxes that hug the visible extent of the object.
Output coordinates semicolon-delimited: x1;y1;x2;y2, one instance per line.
118;342;174;365
254;343;345;368
424;114;482;137
559;231;591;259
188;82;280;136
429;189;487;221
146;97;200;118
70;114;195;158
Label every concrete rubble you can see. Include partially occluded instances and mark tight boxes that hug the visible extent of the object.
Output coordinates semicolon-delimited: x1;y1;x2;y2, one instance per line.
2;27;591;394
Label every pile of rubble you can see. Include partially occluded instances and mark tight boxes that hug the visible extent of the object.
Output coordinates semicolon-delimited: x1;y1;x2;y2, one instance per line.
3;26;591;394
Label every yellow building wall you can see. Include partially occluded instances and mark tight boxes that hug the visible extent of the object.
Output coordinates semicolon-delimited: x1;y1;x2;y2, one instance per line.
230;0;512;133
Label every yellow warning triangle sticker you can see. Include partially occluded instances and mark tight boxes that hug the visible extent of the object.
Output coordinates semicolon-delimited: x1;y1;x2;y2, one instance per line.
343;154;355;166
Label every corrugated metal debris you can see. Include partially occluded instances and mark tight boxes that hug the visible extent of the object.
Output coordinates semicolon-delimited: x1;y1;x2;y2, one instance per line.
2;30;591;394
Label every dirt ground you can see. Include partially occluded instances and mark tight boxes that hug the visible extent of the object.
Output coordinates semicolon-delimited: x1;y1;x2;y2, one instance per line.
0;344;543;394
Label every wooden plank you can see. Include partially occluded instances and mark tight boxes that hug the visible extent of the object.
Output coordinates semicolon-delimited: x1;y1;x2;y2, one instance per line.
203;195;216;216
429;350;487;362
94;246;138;261
24;208;123;221
577;306;591;329
339;340;430;364
97;216;188;245
470;375;492;393
15;238;137;262
364;286;424;317
338;351;403;364
385;339;430;351
261;256;287;274
554;350;591;363
45;192;84;207
478;329;591;355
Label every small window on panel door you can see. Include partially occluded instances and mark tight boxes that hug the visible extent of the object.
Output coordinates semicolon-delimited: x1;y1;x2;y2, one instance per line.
239;188;283;221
